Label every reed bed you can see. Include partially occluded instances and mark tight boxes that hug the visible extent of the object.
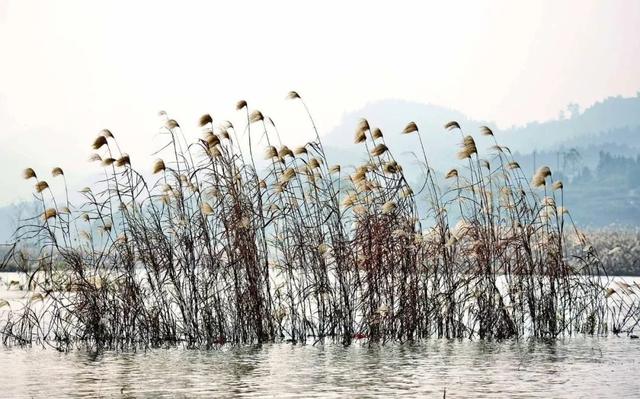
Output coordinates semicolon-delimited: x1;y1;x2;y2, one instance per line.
0;93;632;350
569;227;640;276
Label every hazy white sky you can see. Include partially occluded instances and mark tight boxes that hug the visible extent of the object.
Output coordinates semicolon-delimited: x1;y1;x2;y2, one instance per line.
0;0;639;205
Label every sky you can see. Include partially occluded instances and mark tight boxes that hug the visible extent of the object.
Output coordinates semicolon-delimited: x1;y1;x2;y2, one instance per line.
0;0;639;205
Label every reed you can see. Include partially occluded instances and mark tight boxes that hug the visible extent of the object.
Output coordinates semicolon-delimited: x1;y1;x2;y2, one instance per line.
0;93;631;350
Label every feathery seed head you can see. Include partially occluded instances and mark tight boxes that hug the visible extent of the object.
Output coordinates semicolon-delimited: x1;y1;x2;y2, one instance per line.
264;146;278;160
401;186;414;198
199;114;213;127
532;166;552;188
445;168;458;179
201;202;214;216
35;181;49;193
354;118;370;144
43;208;57;220
206;133;221;147
249;110;264;123
278;145;294;159
445;121;461;131
165;119;180;129
342;193;357;207
308;158;321;169
402;121;418;134
552;180;563;191
294;146;308;155
371;143;388;157
353;204;367;215
286;91;300;99
355;119;371;142
480;126;493;136
115;154;130;167
101;129;114;138
152;159;166;174
382;201;397;214
220;129;231;141
457;136;477;159
92;135;108;150
279;167;296;184
23;168;37;180
236;100;247;110
51;167;64;177
352;169;367;184
541;196;556;207
354;129;367;144
209;146;222;158
383;161;399;174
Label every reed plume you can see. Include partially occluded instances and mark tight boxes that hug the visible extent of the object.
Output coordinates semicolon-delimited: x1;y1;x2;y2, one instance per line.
3;95;621;351
480;126;493;136
249;110;264;123
92;135;108;150
166;119;180;129
35;181;49;193
152;159;166;174
286;91;301;99
199;114;213;127
264;146;278;159
42;208;57;220
445;121;461;131
101;129;114;138
354;118;370;143
236;100;247;110
371;143;388;157
115;154;130;167
457;136;477;159
51;167;64;177
23;168;36;180
402;121;418;134
532;166;552;188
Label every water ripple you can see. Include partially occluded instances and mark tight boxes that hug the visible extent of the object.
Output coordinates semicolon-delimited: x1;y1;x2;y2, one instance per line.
0;337;638;398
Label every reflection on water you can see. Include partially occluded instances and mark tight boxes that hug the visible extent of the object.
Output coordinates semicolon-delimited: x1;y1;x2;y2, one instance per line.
0;337;638;398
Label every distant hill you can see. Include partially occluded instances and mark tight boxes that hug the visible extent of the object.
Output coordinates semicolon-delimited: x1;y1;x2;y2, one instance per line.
322;93;640;171
322;99;487;171
500;94;640;152
0;201;39;244
321;93;640;227
2;93;640;241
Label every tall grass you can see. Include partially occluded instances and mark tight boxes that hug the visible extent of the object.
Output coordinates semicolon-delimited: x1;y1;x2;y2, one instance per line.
0;93;629;350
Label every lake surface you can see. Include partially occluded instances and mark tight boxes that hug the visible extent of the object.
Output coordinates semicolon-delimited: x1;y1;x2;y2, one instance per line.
0;337;639;398
2;273;640;397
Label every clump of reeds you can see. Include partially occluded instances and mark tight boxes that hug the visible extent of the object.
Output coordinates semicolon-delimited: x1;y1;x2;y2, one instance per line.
0;92;630;351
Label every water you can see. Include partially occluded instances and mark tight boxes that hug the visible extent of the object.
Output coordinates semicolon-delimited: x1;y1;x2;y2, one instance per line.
0;337;639;398
2;272;640;397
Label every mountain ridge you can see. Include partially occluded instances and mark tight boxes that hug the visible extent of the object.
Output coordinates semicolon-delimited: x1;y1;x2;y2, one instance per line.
2;93;640;242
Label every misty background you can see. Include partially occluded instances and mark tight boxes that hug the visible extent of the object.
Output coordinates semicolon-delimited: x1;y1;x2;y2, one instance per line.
1;1;640;242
